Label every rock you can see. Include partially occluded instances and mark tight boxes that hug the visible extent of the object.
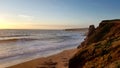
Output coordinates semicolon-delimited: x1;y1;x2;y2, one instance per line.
69;19;120;68
87;25;95;37
78;25;95;48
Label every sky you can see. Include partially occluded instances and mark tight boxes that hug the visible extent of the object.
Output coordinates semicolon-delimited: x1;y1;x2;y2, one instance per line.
0;0;120;29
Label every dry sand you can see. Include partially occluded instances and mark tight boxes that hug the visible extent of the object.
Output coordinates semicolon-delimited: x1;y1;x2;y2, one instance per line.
7;49;77;68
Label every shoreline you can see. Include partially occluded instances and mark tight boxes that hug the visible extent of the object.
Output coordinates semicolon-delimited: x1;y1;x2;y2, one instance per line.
7;48;77;68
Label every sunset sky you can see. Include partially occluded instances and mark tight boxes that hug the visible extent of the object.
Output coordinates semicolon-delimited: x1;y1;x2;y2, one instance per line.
0;0;120;29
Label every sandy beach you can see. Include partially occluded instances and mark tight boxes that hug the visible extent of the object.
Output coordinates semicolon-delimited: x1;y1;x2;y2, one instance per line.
7;49;77;68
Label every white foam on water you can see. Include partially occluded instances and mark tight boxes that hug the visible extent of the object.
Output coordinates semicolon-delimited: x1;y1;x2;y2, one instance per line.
0;30;86;68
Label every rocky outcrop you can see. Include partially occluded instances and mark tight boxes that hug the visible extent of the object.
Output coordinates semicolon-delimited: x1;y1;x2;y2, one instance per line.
69;19;120;68
79;19;120;47
87;25;95;37
78;25;95;48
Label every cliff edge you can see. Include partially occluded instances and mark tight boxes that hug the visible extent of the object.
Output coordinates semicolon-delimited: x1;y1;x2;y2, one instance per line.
69;19;120;68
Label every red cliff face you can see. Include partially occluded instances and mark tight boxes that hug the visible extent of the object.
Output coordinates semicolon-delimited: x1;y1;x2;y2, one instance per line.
69;19;120;68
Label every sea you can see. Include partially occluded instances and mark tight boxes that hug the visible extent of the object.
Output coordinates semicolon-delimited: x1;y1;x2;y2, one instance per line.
0;29;86;68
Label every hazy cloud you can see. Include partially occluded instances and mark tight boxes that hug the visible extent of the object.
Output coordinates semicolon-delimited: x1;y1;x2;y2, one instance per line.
18;14;34;21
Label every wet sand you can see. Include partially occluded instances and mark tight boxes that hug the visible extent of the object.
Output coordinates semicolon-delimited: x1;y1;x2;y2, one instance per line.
7;49;77;68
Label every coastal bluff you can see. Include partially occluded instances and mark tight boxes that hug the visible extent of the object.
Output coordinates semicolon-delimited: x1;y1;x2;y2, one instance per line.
69;19;120;68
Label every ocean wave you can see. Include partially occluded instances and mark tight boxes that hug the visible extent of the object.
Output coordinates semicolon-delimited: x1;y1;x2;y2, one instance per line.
0;30;85;67
0;35;30;38
0;38;39;43
0;34;78;43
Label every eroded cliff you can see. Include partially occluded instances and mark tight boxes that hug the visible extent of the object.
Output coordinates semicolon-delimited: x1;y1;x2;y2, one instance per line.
69;19;120;68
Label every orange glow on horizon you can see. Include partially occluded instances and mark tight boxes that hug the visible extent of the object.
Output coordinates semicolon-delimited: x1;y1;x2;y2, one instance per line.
0;14;82;29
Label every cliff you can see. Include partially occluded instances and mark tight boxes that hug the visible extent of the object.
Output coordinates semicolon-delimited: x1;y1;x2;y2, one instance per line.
69;19;120;68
